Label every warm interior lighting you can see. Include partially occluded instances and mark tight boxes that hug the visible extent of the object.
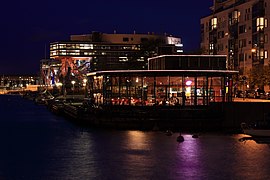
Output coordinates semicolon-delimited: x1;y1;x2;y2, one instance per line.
186;80;192;86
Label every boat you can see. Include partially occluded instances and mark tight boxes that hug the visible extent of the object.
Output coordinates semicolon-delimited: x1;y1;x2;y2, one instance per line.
241;122;270;137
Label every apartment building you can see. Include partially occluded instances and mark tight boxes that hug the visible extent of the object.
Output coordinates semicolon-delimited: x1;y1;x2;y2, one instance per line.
201;0;270;89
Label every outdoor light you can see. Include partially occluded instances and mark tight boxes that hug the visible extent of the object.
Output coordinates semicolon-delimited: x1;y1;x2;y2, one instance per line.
251;48;256;53
83;79;87;87
71;80;76;97
56;82;63;87
82;79;87;97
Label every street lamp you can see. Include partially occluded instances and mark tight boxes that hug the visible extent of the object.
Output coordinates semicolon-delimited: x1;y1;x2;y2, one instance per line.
71;80;75;98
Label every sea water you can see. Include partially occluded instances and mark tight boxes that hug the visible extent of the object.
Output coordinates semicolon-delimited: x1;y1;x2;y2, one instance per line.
0;95;269;179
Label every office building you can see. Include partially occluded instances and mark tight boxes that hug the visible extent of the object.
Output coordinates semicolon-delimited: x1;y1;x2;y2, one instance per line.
50;31;183;78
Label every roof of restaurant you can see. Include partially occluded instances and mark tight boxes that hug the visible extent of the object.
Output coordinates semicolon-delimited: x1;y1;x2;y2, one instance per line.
87;69;238;77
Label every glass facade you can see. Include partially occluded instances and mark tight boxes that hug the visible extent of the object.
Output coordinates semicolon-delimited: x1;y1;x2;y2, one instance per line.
88;70;235;107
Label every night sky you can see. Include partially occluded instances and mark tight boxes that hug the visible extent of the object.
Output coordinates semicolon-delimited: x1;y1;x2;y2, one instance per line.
1;0;213;75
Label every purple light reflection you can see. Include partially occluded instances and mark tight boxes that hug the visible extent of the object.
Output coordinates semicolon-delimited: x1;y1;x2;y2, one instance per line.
174;134;203;178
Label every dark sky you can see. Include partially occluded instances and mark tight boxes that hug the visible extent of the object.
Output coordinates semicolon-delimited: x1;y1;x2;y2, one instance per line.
0;0;213;75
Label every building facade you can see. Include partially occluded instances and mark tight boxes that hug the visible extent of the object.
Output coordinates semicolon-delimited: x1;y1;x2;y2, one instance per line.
0;75;40;93
47;32;183;89
49;32;182;76
86;55;237;107
201;0;270;90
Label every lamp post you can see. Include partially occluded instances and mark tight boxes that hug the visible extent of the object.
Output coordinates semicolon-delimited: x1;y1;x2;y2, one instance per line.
71;80;75;98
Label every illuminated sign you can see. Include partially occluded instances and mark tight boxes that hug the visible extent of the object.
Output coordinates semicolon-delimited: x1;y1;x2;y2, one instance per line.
186;80;192;86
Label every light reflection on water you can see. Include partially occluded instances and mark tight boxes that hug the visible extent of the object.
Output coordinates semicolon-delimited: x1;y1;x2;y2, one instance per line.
0;95;270;179
233;134;270;180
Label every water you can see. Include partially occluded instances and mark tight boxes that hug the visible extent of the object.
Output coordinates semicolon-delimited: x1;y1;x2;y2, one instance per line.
0;95;270;180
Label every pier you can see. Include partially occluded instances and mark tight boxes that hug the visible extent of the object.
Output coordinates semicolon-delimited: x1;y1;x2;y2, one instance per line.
42;94;270;132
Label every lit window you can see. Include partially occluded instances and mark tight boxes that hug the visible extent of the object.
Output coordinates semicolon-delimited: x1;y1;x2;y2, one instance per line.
232;10;240;22
211;17;218;30
209;43;214;50
80;44;93;49
260;49;264;59
229;10;240;25
265;50;268;59
257;17;265;31
119;57;128;62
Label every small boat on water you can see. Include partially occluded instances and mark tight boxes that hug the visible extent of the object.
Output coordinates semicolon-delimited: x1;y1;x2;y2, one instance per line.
241;122;270;137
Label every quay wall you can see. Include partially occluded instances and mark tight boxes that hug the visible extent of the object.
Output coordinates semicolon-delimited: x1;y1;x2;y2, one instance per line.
60;101;270;132
214;102;270;129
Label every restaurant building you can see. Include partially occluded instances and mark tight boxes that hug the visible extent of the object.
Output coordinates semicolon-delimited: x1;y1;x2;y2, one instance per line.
87;55;238;107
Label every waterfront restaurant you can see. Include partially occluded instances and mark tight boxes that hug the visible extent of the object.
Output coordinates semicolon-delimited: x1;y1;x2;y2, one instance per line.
86;55;238;106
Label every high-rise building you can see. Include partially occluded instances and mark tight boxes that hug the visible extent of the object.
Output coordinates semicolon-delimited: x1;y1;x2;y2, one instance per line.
201;0;270;89
49;31;183;78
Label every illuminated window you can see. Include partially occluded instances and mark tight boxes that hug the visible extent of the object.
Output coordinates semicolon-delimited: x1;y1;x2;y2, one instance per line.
80;44;93;49
265;50;268;59
59;50;66;55
211;17;218;30
259;49;264;59
119;57;128;62
257;17;265;31
59;44;66;49
123;46;132;50
229;10;240;25
209;43;214;50
84;52;93;55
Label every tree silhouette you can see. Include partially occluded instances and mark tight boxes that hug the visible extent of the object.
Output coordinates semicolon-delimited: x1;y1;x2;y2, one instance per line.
248;65;266;89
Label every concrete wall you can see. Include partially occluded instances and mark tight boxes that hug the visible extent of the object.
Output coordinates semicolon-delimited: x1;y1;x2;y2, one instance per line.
211;102;270;129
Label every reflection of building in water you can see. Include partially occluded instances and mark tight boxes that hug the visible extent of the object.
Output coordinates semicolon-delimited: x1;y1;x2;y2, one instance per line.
87;55;238;106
